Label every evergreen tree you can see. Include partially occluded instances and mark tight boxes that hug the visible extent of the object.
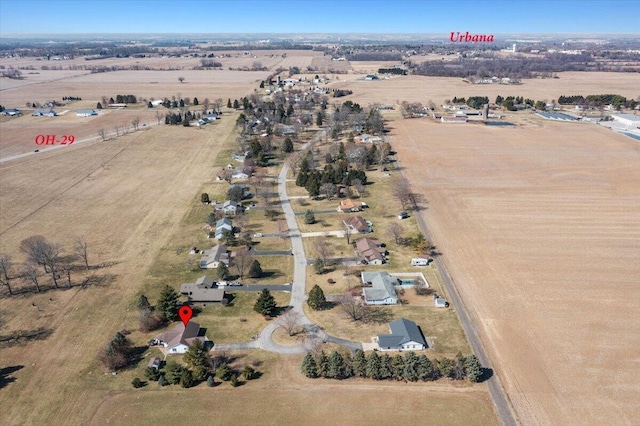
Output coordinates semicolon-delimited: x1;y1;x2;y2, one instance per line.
242;365;256;380
216;363;235;381
217;262;229;280
144;366;160;381
193;97;199;105
351;350;367;377
327;351;345;379
230;375;239;387
452;352;467;380
402;352;419;382
307;284;326;311
366;351;382;380
136;294;151;311
183;339;210;380
227;98;232;108
305;175;320;197
283;137;294;153
465;354;483;383
316;112;323;126
248;259;263;278
201;193;210;203
96;102;103;109
379;354;393;380
416;354;438;381
314;257;324;275
259;81;265;89
392;354;405;380
296;171;308;187
253;288;277;317
180;369;195;388
438;357;455;379
233;99;240;109
301;353;318;378
164;361;185;384
131;377;145;388
157;285;180;321
316;351;329;378
158;374;168;386
304;209;316;224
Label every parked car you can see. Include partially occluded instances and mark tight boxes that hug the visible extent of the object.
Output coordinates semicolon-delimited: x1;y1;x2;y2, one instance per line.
227;281;242;286
397;211;409;219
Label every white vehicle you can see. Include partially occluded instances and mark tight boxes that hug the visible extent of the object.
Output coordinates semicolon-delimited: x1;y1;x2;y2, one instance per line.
411;258;431;266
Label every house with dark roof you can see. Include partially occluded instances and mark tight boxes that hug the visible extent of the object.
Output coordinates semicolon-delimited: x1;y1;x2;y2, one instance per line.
180;276;226;304
377;318;427;351
199;245;230;269
153;321;209;354
361;271;398;305
355;238;386;265
343;216;372;234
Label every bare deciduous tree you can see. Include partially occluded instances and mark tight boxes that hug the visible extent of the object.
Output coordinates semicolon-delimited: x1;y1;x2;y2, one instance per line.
278;309;302;336
113;124;120;137
338;294;366;321
394;177;415;210
385;222;405;244
74;236;89;270
0;254;13;295
342;219;353;244
314;236;333;266
132;117;140;131
42;243;61;289
214;98;224;114
98;128;107;141
178;76;185;83
234;249;254;280
23;263;41;293
20;235;49;272
320;182;338;200
155;110;163;125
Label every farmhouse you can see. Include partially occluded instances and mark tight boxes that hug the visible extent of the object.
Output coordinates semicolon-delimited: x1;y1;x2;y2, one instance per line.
32;108;57;117
355;237;386;265
377;318;427;351
610;113;640;129
441;115;468;123
232;167;253;180
338;198;364;213
180;276;226;304
343;216;372;234
153;321;209;354
356;134;384;144
361;271;398;305
199;245;230;269
76;109;97;117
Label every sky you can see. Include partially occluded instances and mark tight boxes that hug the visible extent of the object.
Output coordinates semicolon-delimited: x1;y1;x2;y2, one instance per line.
0;0;639;35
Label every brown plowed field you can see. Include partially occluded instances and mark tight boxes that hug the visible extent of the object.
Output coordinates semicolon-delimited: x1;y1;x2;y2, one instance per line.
391;117;640;425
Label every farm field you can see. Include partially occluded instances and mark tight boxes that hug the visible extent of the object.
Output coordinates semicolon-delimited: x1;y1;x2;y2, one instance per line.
391;117;640;425
330;71;640;106
0;117;238;424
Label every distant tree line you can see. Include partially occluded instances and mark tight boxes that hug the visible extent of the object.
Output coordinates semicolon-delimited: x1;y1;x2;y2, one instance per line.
301;350;484;383
378;68;407;75
62;96;82;101
346;52;403;61
558;94;636;109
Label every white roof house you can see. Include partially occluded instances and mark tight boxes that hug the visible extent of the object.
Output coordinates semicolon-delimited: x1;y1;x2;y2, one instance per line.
76;109;97;117
610;114;640;128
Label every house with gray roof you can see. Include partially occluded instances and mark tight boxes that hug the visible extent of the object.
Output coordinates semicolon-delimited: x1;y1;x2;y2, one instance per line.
199;244;230;269
361;271;398;305
214;218;233;240
32;108;57;117
377;318;427;351
180;275;226;304
76;109;97;117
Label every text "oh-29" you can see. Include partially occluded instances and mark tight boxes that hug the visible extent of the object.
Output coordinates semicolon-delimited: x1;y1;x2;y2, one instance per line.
34;134;75;145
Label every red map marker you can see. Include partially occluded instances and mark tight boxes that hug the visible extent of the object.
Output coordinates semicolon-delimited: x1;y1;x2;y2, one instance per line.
178;305;193;326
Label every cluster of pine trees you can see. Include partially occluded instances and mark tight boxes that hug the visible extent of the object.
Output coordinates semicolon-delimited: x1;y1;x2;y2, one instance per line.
301;350;483;383
558;94;636;109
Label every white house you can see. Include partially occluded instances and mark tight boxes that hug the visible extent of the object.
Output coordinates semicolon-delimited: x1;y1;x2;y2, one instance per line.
361;271;398;305
434;296;449;308
377;318;427;351
153;321;208;354
2;108;21;116
411;257;431;266
216;200;243;215
76;109;97;117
